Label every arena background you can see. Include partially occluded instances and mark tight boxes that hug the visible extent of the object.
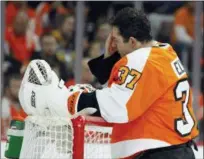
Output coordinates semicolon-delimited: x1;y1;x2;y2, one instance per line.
0;1;203;158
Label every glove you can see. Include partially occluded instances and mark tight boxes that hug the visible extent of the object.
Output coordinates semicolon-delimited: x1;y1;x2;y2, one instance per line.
68;84;96;93
66;84;97;117
19;59;71;117
46;82;97;117
19;59;53;116
19;60;96;118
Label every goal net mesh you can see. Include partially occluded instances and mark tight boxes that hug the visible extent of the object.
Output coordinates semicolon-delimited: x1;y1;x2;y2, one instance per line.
19;116;112;159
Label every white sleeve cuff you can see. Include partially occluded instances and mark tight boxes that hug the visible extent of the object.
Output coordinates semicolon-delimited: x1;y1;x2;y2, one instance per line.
175;25;193;45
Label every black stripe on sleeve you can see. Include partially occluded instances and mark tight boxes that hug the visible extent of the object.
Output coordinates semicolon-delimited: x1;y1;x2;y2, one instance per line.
78;92;101;117
88;52;121;84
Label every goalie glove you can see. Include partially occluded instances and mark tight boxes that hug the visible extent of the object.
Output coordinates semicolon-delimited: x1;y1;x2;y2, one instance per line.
18;60;53;116
19;59;71;116
47;83;97;117
66;84;97;117
19;59;97;117
42;82;97;117
68;84;96;93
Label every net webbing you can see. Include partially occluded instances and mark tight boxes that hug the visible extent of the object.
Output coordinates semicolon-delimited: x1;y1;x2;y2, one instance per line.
20;116;112;159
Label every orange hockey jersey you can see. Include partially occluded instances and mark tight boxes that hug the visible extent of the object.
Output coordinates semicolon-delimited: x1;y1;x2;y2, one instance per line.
96;43;199;158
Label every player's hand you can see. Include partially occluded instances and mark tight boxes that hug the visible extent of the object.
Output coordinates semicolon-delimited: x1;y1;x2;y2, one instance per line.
67;84;97;116
104;32;117;58
69;84;96;93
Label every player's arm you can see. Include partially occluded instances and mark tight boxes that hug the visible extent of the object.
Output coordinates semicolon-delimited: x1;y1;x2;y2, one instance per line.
78;54;169;123
78;92;101;117
19;58;165;124
88;33;121;85
88;52;120;85
174;10;193;45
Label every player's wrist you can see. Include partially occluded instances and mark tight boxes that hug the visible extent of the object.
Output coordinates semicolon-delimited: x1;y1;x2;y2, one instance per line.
67;90;83;116
78;91;101;117
67;84;97;117
88;52;121;85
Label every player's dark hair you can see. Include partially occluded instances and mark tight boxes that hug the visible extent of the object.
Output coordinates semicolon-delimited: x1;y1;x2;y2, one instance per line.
110;7;152;42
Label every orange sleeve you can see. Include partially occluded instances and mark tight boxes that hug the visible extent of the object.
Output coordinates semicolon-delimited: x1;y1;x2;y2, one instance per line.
19;108;28;119
5;2;18;27
5;28;34;63
174;8;187;26
5;27;10;41
10;106;27;120
9;38;30;62
27;8;36;18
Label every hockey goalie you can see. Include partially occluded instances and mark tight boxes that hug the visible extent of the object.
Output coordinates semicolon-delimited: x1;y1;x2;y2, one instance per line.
5;7;199;159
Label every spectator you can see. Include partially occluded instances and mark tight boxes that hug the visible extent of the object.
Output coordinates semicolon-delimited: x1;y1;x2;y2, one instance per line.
44;2;74;30
5;1;35;28
65;58;99;88
95;22;112;54
31;32;71;81
1;74;27;140
6;1;52;37
143;1;185;14
171;2;203;70
5;11;38;74
32;2;51;36
52;14;75;52
88;41;101;58
81;58;95;84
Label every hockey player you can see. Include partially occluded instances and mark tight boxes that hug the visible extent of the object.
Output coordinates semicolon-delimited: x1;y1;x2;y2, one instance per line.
19;7;199;159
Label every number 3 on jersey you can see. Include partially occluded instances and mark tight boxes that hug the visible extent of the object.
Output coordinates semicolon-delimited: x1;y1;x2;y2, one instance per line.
174;79;195;137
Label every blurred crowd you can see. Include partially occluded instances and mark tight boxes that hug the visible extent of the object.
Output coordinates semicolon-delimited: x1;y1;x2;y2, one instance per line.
1;1;203;143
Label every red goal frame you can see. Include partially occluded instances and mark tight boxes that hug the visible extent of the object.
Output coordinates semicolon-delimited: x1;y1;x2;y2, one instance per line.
71;116;113;159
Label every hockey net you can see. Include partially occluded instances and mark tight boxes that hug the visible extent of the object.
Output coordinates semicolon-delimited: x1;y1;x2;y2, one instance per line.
19;115;113;159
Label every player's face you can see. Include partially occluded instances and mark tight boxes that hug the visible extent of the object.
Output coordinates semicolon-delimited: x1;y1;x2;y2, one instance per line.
112;27;135;56
62;16;75;37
